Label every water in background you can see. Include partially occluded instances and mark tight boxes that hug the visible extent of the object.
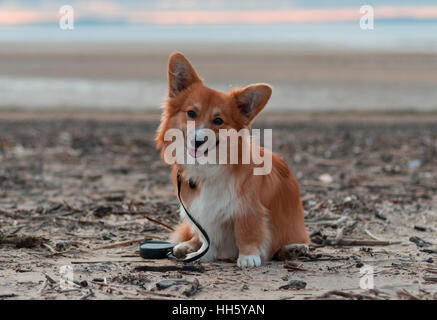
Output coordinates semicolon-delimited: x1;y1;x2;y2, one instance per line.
1;21;437;50
1;21;437;111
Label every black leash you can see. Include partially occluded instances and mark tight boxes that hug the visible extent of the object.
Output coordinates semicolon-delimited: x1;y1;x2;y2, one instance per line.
139;170;210;262
175;169;210;263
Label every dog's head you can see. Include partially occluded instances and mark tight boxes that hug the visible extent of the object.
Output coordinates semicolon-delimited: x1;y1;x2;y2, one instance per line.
156;52;272;165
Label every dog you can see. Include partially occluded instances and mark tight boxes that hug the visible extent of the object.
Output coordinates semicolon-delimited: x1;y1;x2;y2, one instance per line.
155;52;309;268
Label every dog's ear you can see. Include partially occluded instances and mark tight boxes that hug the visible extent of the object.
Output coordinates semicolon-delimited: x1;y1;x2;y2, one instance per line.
232;84;272;124
168;52;202;98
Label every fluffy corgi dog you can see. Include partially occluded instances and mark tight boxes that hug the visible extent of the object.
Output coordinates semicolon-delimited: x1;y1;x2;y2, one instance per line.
156;52;309;268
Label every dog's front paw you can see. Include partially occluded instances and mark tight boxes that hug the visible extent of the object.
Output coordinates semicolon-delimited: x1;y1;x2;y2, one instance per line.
237;254;261;268
173;242;196;259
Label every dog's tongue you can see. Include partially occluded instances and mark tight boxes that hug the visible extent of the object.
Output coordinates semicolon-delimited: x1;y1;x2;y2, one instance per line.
188;147;204;158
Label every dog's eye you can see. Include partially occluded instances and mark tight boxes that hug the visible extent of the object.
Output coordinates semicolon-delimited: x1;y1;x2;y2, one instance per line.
213;117;223;125
187;110;197;119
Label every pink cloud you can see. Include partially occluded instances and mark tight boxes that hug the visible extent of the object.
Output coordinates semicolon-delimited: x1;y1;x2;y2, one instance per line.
130;9;359;24
129;7;437;24
1;6;437;25
0;10;55;24
376;6;437;19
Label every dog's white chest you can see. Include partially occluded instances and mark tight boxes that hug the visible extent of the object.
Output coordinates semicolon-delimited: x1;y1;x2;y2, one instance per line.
181;167;240;260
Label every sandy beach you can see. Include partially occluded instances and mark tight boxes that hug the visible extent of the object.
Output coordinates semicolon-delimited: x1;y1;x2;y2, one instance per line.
0;111;436;300
1;43;437;111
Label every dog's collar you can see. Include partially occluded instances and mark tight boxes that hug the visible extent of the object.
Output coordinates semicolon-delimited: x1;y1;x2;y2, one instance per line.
188;178;196;189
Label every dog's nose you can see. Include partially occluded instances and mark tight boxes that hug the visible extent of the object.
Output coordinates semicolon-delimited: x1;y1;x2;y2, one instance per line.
195;138;206;149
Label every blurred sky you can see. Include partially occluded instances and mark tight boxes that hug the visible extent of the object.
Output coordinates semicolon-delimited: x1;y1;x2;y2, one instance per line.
1;0;437;25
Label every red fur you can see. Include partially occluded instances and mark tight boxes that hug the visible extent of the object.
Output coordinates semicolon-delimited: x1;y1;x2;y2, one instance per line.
156;52;309;265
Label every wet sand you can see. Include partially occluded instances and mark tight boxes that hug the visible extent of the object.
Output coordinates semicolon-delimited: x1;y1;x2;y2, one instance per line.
1;43;437;110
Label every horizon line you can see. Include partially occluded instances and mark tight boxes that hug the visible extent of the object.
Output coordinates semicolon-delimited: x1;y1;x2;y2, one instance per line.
3;17;437;28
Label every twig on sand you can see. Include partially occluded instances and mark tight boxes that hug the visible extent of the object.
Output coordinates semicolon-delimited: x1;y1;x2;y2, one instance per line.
112;210;175;231
71;259;146;264
80;289;95;300
43;273;57;284
0;209;20;219
183;278;201;297
409;236;432;248
0;293;18;299
13;211;76;221
51;216;109;226
397;289;420;300
94;237;151;250
344;221;358;233
38;279;48;294
136;289;179;300
42;243;57;254
364;229;401;244
336;239;393;246
120;212;174;231
423;276;437;283
300;256;350;262
0;234;46;248
319;290;382;300
329;222;359;246
284;261;307;271
421;249;437;254
425;267;437;274
279;280;307;290
313;239;394;247
72;211;175;231
63;200;82;213
134;264;205;273
364;229;385;241
143;215;175;231
306;216;348;226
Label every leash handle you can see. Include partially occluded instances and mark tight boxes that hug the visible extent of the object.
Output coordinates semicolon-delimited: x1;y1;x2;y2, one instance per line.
175;169;210;263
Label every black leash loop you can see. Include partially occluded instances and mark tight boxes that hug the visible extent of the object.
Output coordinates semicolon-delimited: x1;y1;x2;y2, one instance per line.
175;169;210;263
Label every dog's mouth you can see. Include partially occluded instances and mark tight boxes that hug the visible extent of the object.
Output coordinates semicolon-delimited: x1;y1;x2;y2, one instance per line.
188;140;220;158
